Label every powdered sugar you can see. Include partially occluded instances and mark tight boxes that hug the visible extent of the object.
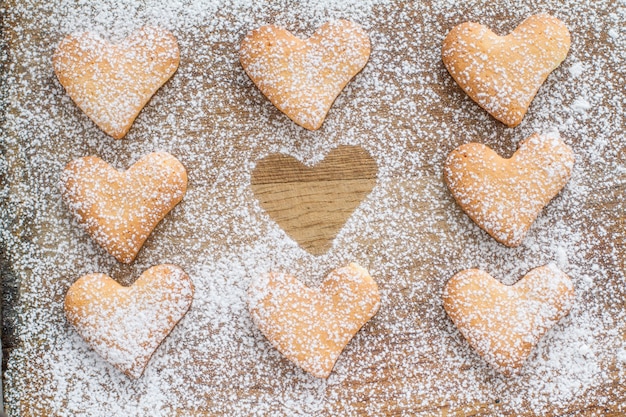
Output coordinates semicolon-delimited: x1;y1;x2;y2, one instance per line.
1;0;625;416
247;263;380;379
441;13;571;127
60;152;187;263
571;97;592;113
442;265;575;376
568;61;585;78
239;20;371;130
443;133;575;247
64;265;194;378
53;26;180;139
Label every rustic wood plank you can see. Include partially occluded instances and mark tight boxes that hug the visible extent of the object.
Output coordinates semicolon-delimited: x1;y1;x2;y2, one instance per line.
2;1;625;416
252;145;378;184
251;145;378;254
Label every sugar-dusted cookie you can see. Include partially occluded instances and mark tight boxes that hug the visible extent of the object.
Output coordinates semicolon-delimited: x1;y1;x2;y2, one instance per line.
442;265;575;375
65;264;194;379
442;14;570;127
53;26;180;139
239;19;370;130
60;152;187;263
444;133;574;247
248;263;380;378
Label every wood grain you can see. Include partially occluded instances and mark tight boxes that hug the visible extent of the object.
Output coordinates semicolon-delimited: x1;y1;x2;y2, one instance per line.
1;1;625;416
251;145;377;255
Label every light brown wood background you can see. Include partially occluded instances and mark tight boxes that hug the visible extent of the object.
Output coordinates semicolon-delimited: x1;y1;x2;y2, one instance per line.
250;145;378;255
1;0;625;416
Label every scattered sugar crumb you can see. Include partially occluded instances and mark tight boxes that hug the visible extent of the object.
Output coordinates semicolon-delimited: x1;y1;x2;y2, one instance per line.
571;97;592;113
568;61;585;78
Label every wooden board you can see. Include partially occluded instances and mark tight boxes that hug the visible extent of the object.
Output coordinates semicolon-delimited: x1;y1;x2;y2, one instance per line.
1;0;625;416
250;145;378;255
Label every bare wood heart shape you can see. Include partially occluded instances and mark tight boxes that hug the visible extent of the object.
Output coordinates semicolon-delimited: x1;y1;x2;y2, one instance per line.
240;19;371;130
442;14;570;127
53;26;180;139
60;152;187;263
443;265;575;375
444;133;574;247
65;264;194;379
250;145;377;255
248;263;380;378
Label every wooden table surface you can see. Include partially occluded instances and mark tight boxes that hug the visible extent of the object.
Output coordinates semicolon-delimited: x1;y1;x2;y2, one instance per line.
1;0;625;416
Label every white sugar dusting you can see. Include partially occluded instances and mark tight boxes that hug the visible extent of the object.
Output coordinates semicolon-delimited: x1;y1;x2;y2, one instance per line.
1;0;625;416
571;97;592;113
568;61;585;78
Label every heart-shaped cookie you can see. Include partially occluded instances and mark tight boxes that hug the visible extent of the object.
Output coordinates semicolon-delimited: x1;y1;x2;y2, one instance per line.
250;145;377;255
239;19;371;130
442;14;570;127
65;264;194;378
248;263;380;378
53;26;180;139
442;265;575;375
444;133;574;247
60;152;187;263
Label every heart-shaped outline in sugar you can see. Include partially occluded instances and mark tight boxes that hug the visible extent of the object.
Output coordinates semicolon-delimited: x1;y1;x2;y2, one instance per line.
65;264;194;379
248;263;380;378
442;265;575;376
444;133;574;247
60;152;187;264
250;145;378;255
239;19;371;130
53;26;180;139
442;14;570;127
